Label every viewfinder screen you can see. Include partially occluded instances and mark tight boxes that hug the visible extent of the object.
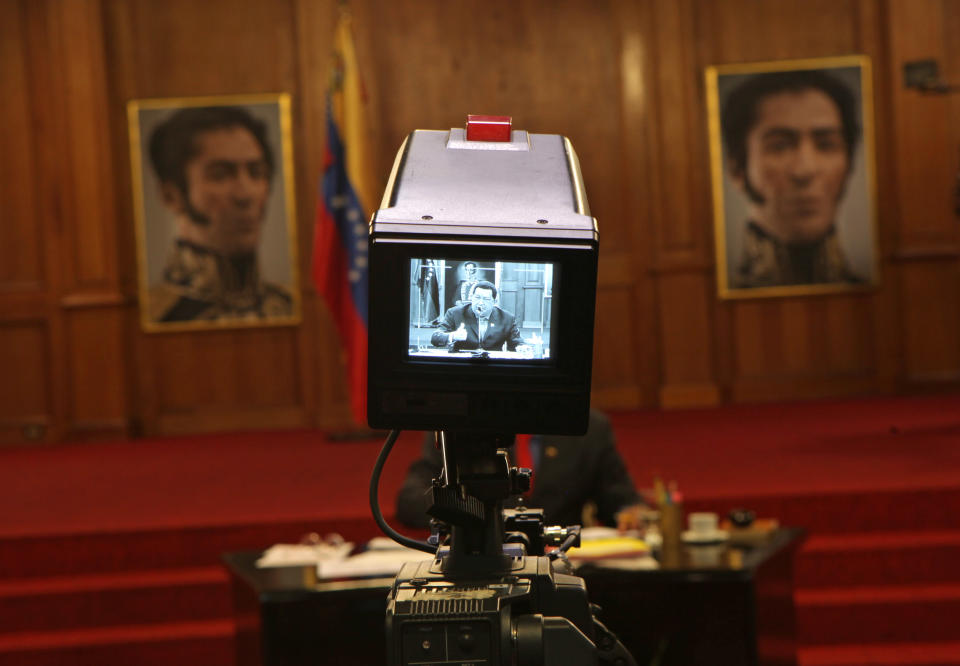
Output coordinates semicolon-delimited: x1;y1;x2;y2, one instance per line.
407;259;555;361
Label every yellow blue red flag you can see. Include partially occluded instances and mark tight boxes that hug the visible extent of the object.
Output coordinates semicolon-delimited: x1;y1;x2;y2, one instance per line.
312;8;374;425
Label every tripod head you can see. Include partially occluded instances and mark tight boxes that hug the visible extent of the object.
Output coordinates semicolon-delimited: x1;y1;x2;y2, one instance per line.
369;427;635;665
425;430;579;574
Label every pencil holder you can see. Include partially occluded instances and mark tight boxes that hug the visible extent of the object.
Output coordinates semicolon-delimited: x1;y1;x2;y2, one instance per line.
659;502;684;546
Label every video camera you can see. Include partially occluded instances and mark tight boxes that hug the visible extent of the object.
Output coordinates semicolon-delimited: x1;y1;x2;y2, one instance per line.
367;116;635;666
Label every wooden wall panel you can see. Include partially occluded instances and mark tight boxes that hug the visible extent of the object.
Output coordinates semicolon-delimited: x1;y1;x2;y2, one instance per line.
614;2;663;408
104;0;313;435
700;0;860;63
640;0;720;407
352;0;656;410
0;1;43;290
150;329;304;435
114;0;297;98
857;0;900;394
55;0;119;291
0;321;50;441
592;286;643;409
153;330;301;411
731;295;876;380
1;1;67;443
656;274;720;407
64;307;128;438
647;0;705;257
698;0;891;403
2;0;959;443
43;0;131;441
292;0;348;430
900;262;960;383
887;0;957;247
355;0;627;236
886;0;960;388
1;0;136;444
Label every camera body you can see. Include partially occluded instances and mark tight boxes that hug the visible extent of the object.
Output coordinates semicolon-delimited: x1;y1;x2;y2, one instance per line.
388;545;597;666
368;119;633;665
367;124;598;435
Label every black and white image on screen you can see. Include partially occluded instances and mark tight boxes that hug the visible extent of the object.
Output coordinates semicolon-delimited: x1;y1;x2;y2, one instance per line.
408;259;553;360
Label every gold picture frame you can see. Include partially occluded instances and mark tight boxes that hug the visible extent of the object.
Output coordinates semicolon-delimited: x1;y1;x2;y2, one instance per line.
705;55;879;299
128;93;300;331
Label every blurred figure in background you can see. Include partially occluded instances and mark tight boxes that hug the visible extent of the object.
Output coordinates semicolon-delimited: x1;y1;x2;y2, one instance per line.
396;410;644;531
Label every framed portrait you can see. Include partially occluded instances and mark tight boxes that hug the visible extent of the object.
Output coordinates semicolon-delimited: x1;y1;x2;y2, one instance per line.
128;93;300;331
705;56;879;299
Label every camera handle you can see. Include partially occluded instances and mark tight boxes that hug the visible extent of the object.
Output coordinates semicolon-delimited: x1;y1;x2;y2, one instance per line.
428;430;528;575
367;428;532;562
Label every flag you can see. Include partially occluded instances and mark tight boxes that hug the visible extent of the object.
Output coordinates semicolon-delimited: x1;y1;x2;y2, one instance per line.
312;7;377;425
417;259;440;324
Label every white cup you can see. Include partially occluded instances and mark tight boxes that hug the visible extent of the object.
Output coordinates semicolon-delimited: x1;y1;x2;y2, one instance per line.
688;512;719;535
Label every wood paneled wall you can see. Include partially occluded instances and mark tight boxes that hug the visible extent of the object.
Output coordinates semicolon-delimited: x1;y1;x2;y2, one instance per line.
1;0;958;443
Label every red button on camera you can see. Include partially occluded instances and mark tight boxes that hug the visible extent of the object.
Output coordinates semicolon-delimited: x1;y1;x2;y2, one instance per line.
465;114;512;142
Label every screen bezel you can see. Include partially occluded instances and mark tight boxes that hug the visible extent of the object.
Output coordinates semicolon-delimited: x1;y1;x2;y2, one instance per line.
368;237;597;433
371;239;595;387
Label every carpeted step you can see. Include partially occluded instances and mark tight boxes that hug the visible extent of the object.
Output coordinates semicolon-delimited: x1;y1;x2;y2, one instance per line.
796;583;960;645
0;618;234;666
799;640;960;665
0;566;230;635
685;485;960;535
797;530;960;588
0;517;382;580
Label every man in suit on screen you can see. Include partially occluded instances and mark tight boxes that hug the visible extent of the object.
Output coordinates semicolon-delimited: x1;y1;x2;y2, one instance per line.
430;280;525;352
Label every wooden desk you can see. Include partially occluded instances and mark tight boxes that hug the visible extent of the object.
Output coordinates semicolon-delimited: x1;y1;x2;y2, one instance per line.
224;528;803;666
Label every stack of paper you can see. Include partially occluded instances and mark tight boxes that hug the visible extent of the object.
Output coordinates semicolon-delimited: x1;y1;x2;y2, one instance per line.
256;537;354;568
316;543;435;579
564;527;657;569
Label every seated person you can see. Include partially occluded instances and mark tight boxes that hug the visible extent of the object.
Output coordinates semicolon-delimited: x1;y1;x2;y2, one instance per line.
431;281;524;352
395;409;644;532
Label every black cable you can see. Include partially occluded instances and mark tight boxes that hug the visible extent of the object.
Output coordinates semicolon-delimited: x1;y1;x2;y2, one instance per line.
548;528;580;560
369;429;436;554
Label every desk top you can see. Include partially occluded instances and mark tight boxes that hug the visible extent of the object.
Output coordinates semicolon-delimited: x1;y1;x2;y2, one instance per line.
581;527;805;579
224;528;804;666
223;527;805;597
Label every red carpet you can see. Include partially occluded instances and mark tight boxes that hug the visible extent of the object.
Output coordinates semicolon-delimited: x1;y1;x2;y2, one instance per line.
1;394;959;665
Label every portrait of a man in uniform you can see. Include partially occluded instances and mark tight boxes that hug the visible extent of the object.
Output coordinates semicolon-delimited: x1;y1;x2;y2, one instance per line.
129;95;300;330
706;57;878;298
